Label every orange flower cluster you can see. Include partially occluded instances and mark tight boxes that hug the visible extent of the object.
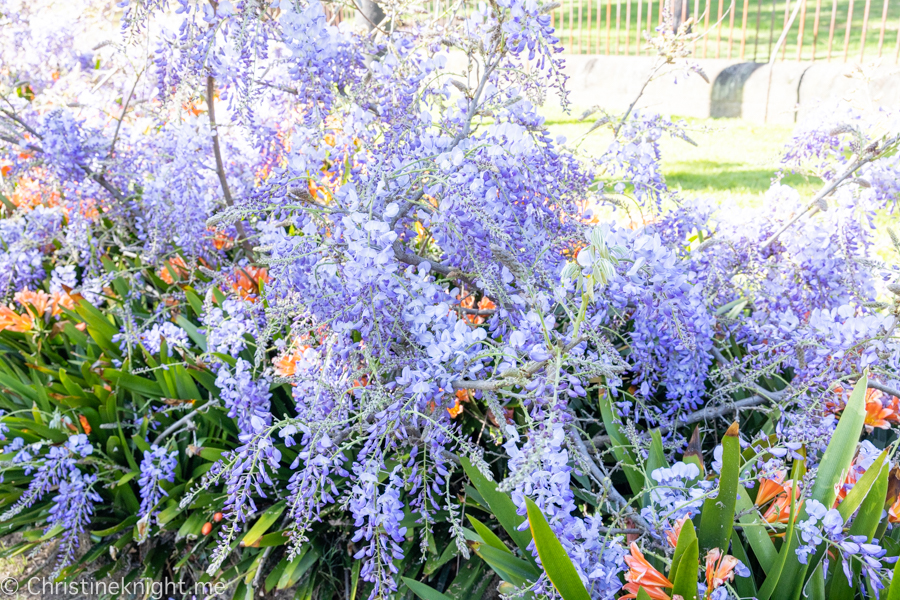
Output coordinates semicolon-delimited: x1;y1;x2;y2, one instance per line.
457;292;496;325
9;172;62;210
158;256;190;284
621;543;672;600
229;266;270;301
273;343;310;378
447;389;468;418
886;467;900;523
830;386;900;433
705;548;741;590
0;289;74;333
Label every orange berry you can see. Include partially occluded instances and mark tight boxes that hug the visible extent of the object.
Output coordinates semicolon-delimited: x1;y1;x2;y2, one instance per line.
201;522;213;535
213;512;223;523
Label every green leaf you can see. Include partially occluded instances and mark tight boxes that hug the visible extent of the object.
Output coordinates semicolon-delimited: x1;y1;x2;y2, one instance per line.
668;517;697;584
241;500;286;547
525;497;590;600
460;457;534;563
699;421;740;553
103;370;162;397
887;552;900;600
771;375;869;600
671;538;699;600
734;489;777;573
401;578;452;600
829;457;889;600
636;589;653;600
598;390;644;494
473;544;539;587
423;538;459;576
276;546;318;590
730;532;759;598
466;515;511;554
444;560;485;600
92;515;139;536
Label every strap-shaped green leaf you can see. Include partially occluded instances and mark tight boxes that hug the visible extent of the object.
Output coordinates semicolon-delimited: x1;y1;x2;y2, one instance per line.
733;488;777;573
241;500;286;547
829;458;889;600
699;422;740;553
525;497;591;600
466;514;511;554
473;543;539;587
671;538;699;600
402;578;452;600
770;375;869;600
887;554;900;600
460;457;534;562
598;390;644;494
799;448;892;588
669;517;697;584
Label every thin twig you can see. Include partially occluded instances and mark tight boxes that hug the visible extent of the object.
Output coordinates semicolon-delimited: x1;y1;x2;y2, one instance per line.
569;429;653;530
591;394;775;446
206;74;255;257
155;401;211;442
107;68;145;160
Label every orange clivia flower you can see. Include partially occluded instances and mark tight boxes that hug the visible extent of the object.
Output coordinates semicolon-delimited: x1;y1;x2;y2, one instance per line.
863;390;897;432
0;305;34;332
664;516;689;548
230;266;270;301
50;291;74;317
705;548;740;590
619;542;672;600
79;415;92;435
755;471;787;506
447;391;465;418
14;288;51;317
273;344;310;378
158;256;189;284
762;482;801;525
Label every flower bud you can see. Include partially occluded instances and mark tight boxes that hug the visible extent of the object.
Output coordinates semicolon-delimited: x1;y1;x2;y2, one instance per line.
213;512;224;523
202;522;213;536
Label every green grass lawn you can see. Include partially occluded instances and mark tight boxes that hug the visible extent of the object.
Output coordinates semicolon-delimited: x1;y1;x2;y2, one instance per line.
544;111;899;263
547;0;900;62
545;113;818;207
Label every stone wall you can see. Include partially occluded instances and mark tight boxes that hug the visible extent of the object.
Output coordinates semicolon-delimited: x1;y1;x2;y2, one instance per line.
559;55;900;123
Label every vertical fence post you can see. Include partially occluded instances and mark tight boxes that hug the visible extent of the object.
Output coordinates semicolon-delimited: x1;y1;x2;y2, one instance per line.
753;0;763;58
781;0;791;59
715;0;724;56
827;0;838;59
607;0;613;53
578;0;584;53
895;10;900;62
740;0;751;58
728;0;737;57
626;0;633;53
812;0;822;59
768;0;777;60
796;0;808;59
569;0;575;49
692;0;701;53
842;0;854;61
588;0;593;53
703;0;712;55
616;0;622;54
859;0;872;60
637;0;644;54
876;0;889;56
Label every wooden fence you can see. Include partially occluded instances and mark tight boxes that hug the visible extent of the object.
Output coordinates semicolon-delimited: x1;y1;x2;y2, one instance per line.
547;0;900;61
